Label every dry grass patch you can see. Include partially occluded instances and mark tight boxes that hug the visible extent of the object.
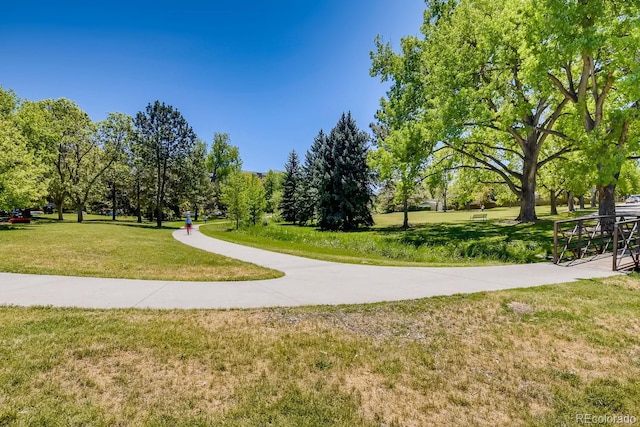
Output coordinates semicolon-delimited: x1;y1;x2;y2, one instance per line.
42;349;234;418
1;276;640;425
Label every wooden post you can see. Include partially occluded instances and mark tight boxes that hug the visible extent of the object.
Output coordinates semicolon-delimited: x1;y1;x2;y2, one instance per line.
577;219;583;259
553;221;559;264
612;222;619;271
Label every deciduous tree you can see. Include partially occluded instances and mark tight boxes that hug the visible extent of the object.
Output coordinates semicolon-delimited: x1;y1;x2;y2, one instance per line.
16;98;92;219
372;0;575;222
69;112;131;222
0;95;48;210
263;169;284;214
206;133;241;211
538;0;640;218
246;173;266;225
182;139;211;220
221;170;248;229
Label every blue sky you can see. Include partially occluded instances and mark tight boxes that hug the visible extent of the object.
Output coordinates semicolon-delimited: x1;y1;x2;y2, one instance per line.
1;1;424;172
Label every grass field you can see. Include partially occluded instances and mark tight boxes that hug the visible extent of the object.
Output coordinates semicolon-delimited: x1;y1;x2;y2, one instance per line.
0;216;281;281
200;206;588;267
372;205;578;227
1;275;638;426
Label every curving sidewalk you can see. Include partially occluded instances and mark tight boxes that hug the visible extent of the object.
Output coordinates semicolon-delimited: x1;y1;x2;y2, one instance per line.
0;225;618;309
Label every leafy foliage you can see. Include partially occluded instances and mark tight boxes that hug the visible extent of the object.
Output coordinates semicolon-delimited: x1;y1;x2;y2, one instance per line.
246;173;266;225
263;169;284;213
0;116;48;210
206;132;241;211
221;170;249;229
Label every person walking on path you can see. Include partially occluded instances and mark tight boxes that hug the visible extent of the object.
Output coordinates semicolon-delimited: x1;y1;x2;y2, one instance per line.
185;214;193;235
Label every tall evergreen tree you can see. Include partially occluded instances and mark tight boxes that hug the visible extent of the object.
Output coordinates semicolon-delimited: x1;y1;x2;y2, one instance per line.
317;113;374;230
279;150;301;223
295;130;324;225
133;101;197;227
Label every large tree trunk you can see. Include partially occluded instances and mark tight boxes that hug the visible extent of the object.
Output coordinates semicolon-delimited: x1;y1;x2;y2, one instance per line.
156;205;162;228
550;189;558;215
76;202;84;223
579;195;585;210
443;188;448;212
402;197;409;229
598;184;617;217
136;179;142;223
567;191;574;212
111;183;117;221
53;193;65;220
156;159;163;227
517;158;537;222
598;183;617;232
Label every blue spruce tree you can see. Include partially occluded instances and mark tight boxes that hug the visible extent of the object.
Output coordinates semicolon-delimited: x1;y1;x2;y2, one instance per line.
317;113;374;230
279;150;301;223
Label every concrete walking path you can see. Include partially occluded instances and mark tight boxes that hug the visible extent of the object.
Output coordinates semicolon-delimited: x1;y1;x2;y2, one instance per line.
0;225;619;309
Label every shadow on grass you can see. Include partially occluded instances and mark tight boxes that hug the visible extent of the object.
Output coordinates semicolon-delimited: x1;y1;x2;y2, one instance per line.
0;224;31;231
84;219;181;230
3;217;181;231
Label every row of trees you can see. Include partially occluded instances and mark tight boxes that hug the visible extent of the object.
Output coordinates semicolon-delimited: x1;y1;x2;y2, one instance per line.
279;113;374;230
0;87;270;226
370;0;639;224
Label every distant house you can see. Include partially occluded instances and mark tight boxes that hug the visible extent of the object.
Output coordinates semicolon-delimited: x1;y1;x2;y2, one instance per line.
246;171;266;179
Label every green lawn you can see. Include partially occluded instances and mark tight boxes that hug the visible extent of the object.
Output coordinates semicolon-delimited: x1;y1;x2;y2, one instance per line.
1;275;638;426
372;205;578;226
200;206;589;267
0;217;282;281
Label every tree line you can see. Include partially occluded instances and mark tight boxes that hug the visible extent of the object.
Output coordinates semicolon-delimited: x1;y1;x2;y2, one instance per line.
4;0;638;229
0;89;285;226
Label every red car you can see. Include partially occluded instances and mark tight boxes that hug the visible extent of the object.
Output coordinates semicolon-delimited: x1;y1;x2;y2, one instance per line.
8;217;31;224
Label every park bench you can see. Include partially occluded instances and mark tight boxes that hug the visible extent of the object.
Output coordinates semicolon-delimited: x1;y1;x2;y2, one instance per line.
470;213;487;221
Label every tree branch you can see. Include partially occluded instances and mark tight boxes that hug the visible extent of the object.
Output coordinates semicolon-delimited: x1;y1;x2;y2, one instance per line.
594;71;615;127
532;96;550;127
537;145;576;169
548;72;577;103
456;164;522;194
538;98;571;147
445;141;523;181
578;54;596;130
566;61;576;96
456;140;524;159
506;127;526;152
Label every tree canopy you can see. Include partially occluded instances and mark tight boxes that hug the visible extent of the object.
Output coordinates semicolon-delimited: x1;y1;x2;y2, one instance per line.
370;0;640;222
